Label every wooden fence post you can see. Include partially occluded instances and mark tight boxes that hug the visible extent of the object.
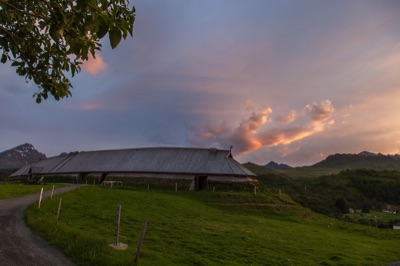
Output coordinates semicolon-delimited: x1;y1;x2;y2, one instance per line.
115;204;121;245
109;204;128;250
50;185;55;200
135;220;148;265
38;187;44;208
56;197;63;223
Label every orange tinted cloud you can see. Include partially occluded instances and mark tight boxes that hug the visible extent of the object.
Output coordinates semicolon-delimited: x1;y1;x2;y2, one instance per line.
81;53;107;75
275;110;297;125
188;100;335;155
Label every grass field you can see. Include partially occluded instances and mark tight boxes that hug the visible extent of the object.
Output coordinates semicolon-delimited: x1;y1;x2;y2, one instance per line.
25;186;400;265
0;183;65;200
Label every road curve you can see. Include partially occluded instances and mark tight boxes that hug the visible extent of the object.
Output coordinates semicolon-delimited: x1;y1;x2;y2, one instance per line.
0;185;80;266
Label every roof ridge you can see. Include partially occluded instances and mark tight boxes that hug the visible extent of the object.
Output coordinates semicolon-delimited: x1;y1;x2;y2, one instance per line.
77;146;231;153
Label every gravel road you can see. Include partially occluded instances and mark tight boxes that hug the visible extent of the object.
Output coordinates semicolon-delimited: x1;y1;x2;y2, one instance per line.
0;185;80;266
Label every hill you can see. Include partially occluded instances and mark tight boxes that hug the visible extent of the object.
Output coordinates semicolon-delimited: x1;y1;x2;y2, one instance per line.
264;161;292;169
249;160;400;221
0;143;46;169
312;151;400;170
249;151;400;179
25;186;400;265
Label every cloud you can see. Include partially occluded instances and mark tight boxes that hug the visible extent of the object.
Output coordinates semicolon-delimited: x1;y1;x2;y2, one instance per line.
275;110;297;125
305;100;335;121
229;107;273;153
187;100;335;155
81;53;107;75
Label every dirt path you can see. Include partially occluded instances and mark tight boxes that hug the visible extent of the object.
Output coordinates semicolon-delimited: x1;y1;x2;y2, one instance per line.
0;185;81;266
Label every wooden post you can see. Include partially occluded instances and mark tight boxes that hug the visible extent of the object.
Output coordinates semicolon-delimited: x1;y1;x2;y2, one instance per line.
135;220;148;265
115;204;121;245
254;186;257;195
175;182;178;192
38;187;44;208
56;197;63;223
50;185;55;200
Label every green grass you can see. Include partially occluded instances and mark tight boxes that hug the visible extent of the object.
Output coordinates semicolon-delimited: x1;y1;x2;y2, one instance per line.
243;162;342;179
26;186;400;265
0;183;65;200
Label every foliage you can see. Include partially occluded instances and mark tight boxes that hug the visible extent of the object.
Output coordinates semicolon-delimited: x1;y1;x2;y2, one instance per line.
26;186;400;265
335;197;349;214
361;204;370;213
250;166;400;223
0;168;17;181
0;0;135;102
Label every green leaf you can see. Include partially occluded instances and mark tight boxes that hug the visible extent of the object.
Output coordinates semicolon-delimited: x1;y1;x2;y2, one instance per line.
109;28;122;49
97;16;109;39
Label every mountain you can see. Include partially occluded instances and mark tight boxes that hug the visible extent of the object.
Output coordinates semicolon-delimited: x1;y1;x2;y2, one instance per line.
312;151;400;170
264;161;292;170
0;143;46;169
357;151;379;157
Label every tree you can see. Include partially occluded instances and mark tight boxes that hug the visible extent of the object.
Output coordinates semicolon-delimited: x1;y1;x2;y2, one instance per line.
0;0;135;103
361;203;370;213
335;197;348;214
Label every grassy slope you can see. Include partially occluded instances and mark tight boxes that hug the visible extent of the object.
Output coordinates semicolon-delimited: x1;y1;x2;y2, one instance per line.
26;186;400;265
243;162;342;179
0;183;64;200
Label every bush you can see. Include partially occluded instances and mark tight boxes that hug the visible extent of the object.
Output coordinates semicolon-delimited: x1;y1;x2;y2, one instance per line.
335;198;349;214
361;204;370;213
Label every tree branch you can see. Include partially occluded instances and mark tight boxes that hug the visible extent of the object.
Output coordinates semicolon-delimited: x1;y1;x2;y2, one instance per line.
0;0;46;20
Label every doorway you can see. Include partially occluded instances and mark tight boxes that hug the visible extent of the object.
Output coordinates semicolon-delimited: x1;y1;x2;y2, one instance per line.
195;176;208;191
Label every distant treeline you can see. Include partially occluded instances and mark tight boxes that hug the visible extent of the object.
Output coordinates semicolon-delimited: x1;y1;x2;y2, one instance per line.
253;167;400;219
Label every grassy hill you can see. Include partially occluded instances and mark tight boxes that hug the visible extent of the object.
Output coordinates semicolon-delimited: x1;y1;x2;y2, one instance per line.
313;153;400;170
244;162;342;179
26;186;400;265
247;162;400;223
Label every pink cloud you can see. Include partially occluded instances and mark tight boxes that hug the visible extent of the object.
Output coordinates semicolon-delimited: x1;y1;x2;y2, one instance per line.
187;100;335;156
274;110;297;125
81;53;107;75
305;100;335;121
80;103;104;111
196;121;230;139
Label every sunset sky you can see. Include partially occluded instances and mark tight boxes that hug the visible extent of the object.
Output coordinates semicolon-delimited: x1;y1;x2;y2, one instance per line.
1;0;400;166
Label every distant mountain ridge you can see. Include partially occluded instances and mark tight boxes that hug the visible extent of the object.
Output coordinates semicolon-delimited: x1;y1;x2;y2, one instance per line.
312;151;400;170
265;161;292;170
0;143;46;169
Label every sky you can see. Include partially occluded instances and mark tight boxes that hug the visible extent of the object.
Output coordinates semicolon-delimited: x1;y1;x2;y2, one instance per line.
1;0;400;166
